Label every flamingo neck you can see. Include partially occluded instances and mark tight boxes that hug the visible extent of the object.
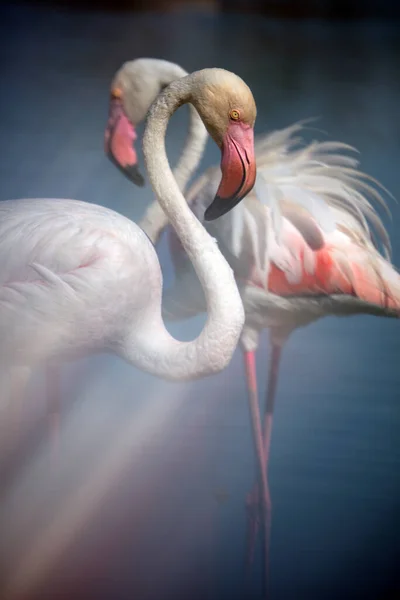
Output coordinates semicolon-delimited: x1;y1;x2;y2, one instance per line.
121;72;244;381
139;66;207;245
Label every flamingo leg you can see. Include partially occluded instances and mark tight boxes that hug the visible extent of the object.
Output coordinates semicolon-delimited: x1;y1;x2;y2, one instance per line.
243;350;271;599
245;342;283;598
262;343;282;480
45;365;61;472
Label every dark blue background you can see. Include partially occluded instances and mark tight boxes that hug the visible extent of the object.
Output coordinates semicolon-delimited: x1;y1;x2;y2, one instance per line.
0;4;399;599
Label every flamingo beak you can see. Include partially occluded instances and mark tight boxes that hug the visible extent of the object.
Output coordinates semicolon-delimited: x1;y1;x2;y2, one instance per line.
204;122;256;221
104;94;145;187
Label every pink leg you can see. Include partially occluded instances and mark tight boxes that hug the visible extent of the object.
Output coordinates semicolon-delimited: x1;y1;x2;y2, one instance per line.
262;343;281;479
45;365;61;472
243;351;271;599
245;343;283;598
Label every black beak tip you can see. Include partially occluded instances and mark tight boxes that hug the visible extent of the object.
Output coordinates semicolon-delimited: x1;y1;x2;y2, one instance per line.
124;164;145;187
204;195;241;222
204;195;224;221
107;150;145;187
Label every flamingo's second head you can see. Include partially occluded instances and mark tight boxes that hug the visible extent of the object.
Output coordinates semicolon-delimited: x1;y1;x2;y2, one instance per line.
104;58;188;188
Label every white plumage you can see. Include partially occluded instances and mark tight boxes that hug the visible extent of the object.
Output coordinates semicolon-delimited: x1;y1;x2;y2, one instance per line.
1;68;261;401
0;198;154;366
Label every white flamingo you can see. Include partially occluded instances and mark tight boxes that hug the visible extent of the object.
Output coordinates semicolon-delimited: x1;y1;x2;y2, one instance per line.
106;58;400;599
1;68;258;468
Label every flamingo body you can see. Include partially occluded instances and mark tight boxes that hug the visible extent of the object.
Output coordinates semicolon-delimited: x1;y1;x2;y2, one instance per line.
0;198;156;367
165;126;400;337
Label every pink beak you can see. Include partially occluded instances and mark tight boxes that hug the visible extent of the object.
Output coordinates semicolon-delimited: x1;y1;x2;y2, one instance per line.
104;96;145;187
204;121;256;221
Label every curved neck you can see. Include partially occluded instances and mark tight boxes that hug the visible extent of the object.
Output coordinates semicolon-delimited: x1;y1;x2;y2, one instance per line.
139;76;207;245
152;61;208;192
123;75;244;381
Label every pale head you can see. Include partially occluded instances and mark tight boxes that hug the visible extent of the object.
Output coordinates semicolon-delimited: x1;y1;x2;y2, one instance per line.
187;68;257;220
104;58;188;187
188;69;256;144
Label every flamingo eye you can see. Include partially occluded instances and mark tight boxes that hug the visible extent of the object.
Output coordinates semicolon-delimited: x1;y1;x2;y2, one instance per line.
229;109;240;121
111;87;123;99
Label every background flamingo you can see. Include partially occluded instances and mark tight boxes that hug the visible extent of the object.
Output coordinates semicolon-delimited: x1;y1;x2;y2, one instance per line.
107;59;399;599
1;68;258;471
167;136;399;596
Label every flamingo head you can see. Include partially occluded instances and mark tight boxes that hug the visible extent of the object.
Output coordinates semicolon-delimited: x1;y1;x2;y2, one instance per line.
104;85;145;187
104;58;189;187
188;69;257;221
104;59;169;187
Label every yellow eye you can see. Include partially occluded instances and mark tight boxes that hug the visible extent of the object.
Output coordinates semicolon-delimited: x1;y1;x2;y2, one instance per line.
111;87;123;99
229;109;240;121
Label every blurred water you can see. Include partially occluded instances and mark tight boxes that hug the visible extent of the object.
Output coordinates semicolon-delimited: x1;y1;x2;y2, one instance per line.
0;3;399;599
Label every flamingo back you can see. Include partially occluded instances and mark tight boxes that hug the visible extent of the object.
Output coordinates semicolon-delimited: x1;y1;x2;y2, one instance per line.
0;198;155;365
167;121;400;317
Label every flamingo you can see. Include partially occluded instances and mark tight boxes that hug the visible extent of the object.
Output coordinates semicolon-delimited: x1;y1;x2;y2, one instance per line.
1;68;259;470
5;60;211;468
106;58;399;599
166;145;399;597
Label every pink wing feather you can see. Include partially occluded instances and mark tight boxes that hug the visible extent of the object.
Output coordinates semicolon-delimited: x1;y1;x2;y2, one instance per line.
166;121;399;316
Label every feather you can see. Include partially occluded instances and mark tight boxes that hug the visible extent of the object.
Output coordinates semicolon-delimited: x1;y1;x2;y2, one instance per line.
279;185;336;232
179;119;395;295
281;205;325;250
230;202;245;258
243;205;267;276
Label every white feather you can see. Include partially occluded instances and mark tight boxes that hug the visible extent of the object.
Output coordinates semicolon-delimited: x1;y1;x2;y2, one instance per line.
178;120;394;292
230;202;245;258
